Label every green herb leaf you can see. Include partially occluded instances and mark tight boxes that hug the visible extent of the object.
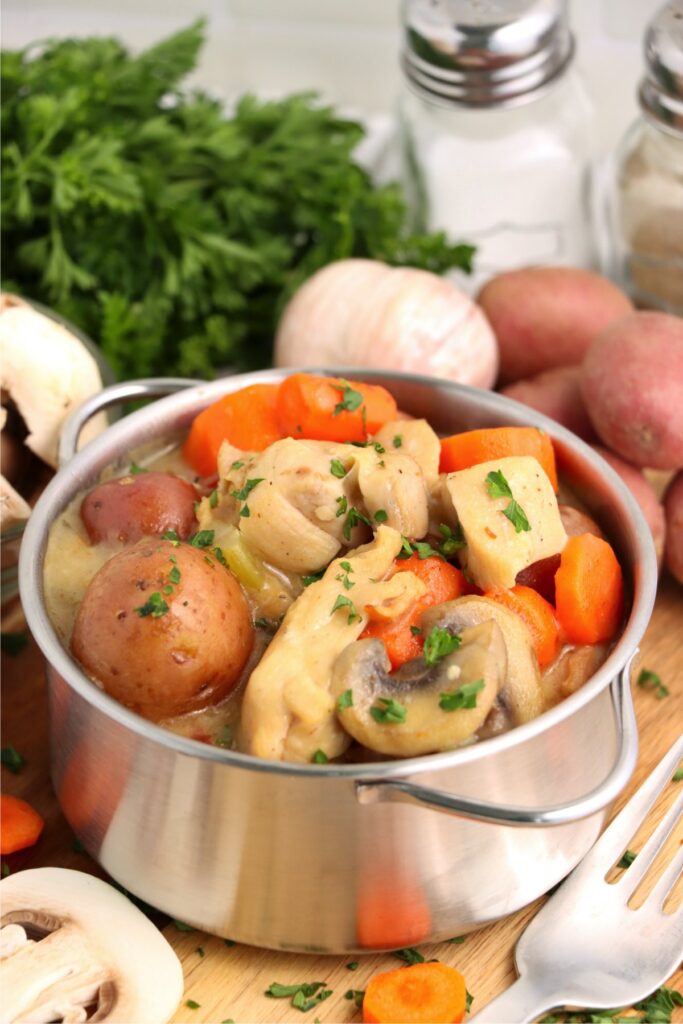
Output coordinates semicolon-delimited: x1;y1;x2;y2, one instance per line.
209;488;219;508
333;380;363;416
393;947;425;965
185;1000;201;1010
174;920;194;931
485;469;513;500
392;435;402;448
1;862;10;877
673;768;683;782
617;849;637;869
301;570;324;587
637;668;669;699
438;522;466;557
370;697;407;724
134;592;169;618
373;509;388;523
336;495;348;518
410;625;422;636
189;529;215;548
312;750;328;764
423;626;461;666
344;990;365;1008
439;679;485;711
224;939;236;947
213;546;229;568
346;961;359;971
231;478;264;502
0;632;28;656
239;504;250;518
447;935;465;944
129;461;147;474
337;689;353;712
231;461;244;470
168;565;181;584
215;725;234;749
330;458;347;479
196;946;205;957
1;746;24;773
343;506;372;542
503;499;531;533
162;530;180;545
466;990;474;1013
331;594;361;624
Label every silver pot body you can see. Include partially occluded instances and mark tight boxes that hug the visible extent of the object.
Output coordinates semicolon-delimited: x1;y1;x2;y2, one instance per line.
20;370;657;952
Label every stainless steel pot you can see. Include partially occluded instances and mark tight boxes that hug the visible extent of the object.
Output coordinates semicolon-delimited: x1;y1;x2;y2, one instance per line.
19;370;657;953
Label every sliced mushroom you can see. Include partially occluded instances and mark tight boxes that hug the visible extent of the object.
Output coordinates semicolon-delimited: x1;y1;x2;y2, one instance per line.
421;596;547;725
373;418;441;488
0;867;183;1023
331;621;506;757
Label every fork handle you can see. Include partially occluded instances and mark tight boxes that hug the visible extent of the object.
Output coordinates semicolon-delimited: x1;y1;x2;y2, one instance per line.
470;974;561;1023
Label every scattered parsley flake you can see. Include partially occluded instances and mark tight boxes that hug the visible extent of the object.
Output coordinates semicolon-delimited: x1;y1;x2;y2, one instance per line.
231;478;264;502
169;565;181;584
673;768;683;782
344;990;365;1008
162;584;174;594
337;689;353;711
134;592;169;618
370;697;407;724
466;990;474;1013
503;499;531;533
485;469;513;499
333;380;363;416
239;504;250;518
1;862;10;878
440;679;485;711
374;509;388;523
213;546;228;567
637;668;669;699
438;522;466;557
174;920;194;932
209;488;219;508
189;529;215;548
448;935;465;944
336;495;348;517
330;458;348;478
196;946;205;957
392;434;403;448
1;746;24;773
410;625;422;636
617;849;637;869
231;461;244;470
185;999;200;1010
224;938;236;947
394;947;425;965
423;626;461;665
346;961;359;971
162;530;180;546
331;594;361;624
215;725;234;749
312;749;328;764
129;461;147;474
343;506;372;542
301;570;324;587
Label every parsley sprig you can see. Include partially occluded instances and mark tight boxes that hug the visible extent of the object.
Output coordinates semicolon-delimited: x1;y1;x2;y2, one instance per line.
485;469;531;534
370;697;407;724
439;679;485;711
423;626;461;665
637;668;669;699
266;981;332;1013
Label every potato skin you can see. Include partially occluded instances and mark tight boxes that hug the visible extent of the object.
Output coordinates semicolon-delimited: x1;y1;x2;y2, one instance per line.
592;446;665;570
581;312;683;470
478;267;632;383
81;471;199;544
501;367;596;442
71;540;254;721
559;503;604;540
664;471;683;584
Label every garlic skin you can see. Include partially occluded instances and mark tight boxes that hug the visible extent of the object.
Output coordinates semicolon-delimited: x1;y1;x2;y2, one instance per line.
275;259;499;389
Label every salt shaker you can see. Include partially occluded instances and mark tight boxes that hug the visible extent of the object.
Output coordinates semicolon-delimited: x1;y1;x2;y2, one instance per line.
601;1;683;315
399;0;596;291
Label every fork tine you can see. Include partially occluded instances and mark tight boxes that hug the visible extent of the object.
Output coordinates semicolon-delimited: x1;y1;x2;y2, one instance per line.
617;789;683;896
569;735;683;877
647;840;683;910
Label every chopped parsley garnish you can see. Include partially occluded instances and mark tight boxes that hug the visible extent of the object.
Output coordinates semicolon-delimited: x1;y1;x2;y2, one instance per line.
331;594;361;624
394;947;425;965
336;561;355;591
231;478;264;502
440;679;485;711
254;617;271;629
343;506;372;542
673;768;683;782
301;570;324;587
637;668;669;699
346;961;359;971
351;439;385;453
485;469;531;534
333;380;363;416
134;592;169;618
163;584;174;594
204;554;215;566
174;920;194;931
337;689;353;711
266;981;331;1013
1;862;10;878
330;458;348;478
538;985;683;1023
1;746;24;773
374;509;388;523
169;565;181;584
466;991;474;1013
336;495;348;517
423;626;462;665
231;460;244;470
312;750;328;764
189;529;215;548
448;935;465;944
129;461;147;474
344;990;365;1008
396;536;443;560
438;522;466;557
213;546;229;568
185;1000;200;1010
1;632;28;656
410;625;422;636
209;488;219;508
196;946;205;957
215;725;234;749
370;697;407;724
392;434;402;448
162;529;180;545
224;939;236;947
617;849;637;869
239;505;251;518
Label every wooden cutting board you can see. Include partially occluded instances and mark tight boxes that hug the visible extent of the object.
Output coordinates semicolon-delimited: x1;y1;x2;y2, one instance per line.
2;579;682;1024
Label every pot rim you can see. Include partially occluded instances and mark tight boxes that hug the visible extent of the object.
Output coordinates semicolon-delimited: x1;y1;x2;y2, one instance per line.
19;368;657;782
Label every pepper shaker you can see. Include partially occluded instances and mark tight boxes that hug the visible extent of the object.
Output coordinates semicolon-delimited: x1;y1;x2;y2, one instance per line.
398;0;596;290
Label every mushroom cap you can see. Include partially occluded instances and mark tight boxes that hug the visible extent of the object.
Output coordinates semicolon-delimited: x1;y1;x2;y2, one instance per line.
332;620;506;757
0;867;183;1023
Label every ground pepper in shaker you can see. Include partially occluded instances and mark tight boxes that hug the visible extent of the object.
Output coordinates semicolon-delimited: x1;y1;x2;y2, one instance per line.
399;0;596;291
602;1;683;314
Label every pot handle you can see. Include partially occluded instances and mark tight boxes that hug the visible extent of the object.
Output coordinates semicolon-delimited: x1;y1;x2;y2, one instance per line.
355;655;638;827
58;378;198;467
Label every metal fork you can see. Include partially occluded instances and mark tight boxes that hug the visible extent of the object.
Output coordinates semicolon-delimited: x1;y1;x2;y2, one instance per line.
471;735;683;1023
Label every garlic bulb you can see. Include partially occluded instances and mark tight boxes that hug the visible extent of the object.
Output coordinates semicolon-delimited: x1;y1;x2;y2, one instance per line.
275;259;499;389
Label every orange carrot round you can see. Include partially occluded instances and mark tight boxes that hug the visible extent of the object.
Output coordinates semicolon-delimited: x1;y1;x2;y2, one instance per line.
554;533;624;645
362;962;467;1024
276;373;397;443
486;585;561;669
183;383;282;476
440;426;558;491
0;794;44;854
361;555;466;669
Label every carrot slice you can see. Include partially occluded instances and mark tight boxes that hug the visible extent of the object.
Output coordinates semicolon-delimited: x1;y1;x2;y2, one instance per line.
440;427;558;491
554;534;624;645
183;383;282;476
276;373;397;443
486;585;561;668
361;554;467;669
363;963;467;1024
0;794;44;854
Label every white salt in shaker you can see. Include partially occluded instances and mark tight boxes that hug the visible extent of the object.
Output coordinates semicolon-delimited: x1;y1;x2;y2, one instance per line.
399;0;596;291
600;1;683;315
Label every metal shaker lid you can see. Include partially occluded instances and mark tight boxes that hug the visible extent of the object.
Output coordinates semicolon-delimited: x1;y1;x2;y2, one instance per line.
639;1;683;135
401;0;574;108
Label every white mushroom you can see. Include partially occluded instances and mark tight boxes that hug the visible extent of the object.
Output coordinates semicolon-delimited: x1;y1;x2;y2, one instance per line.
373;418;441;488
0;294;106;470
0;868;183;1023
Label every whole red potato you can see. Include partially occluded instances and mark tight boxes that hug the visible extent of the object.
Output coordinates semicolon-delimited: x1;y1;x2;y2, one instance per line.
81;471;199;544
478;267;632;384
664;472;683;584
501;366;597;442
581;312;683;470
592;446;666;570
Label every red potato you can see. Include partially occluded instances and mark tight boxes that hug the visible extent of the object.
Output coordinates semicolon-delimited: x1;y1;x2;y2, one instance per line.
559;503;604;540
81;471;199;544
501;366;597;442
478;267;633;384
664;472;683;584
71;540;254;721
581;312;683;470
592;446;666;570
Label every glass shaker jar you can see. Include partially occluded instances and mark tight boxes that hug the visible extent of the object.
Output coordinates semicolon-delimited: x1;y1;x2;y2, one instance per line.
399;0;596;291
601;1;683;315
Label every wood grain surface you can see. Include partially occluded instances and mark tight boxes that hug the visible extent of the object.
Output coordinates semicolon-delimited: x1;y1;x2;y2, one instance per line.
2;579;682;1024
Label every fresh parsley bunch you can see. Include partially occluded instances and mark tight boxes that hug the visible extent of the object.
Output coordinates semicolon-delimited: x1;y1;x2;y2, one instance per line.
1;20;474;380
